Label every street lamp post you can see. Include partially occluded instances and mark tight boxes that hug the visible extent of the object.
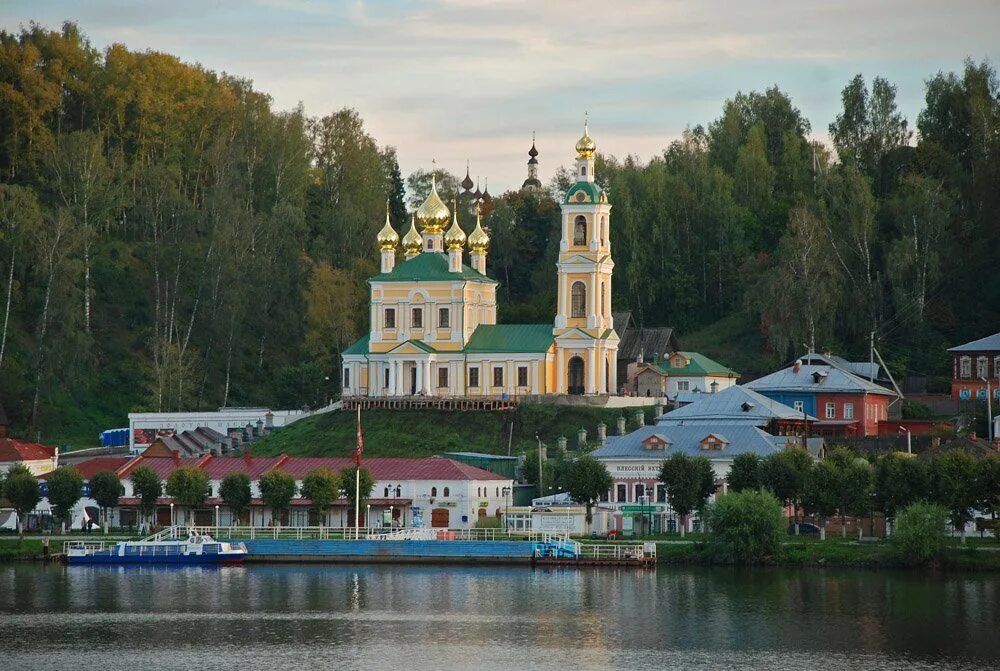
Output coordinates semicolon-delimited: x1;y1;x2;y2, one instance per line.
501;486;511;531
215;504;220;528
170;502;175;528
981;377;994;443
898;426;912;455
366;503;371;533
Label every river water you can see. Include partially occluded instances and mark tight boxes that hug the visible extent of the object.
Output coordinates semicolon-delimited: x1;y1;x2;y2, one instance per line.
0;563;997;670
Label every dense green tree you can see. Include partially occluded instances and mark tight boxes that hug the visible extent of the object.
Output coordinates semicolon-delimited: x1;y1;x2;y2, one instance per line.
165;467;210;524
129;465;162;530
727;453;762;492
259;470;297;526
300;467;341;525
760;448;813;517
978;455;1000;536
829;74;911;185
219;472;252;525
46;465;84;533
2;463;41;537
802;448;873;539
89;470;124;531
890;502;949;565
931;451;980;542
659;453;716;537
708;489;785;563
565;455;613;529
874;453;929;522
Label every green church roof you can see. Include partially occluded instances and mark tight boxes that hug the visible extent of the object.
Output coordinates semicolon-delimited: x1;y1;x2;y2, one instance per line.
343;334;370;355
564;181;605;204
464;324;554;353
371;252;496;284
653;351;739;377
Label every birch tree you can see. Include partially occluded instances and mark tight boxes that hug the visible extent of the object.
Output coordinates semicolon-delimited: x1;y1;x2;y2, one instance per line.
0;185;42;370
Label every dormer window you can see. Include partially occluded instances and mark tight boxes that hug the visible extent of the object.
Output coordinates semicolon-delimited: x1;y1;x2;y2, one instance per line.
642;434;671;451
699;433;729;451
811;371;827;384
740;402;754;412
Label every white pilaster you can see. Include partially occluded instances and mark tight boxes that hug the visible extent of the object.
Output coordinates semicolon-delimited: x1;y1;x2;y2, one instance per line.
586;348;596;394
556;352;564;394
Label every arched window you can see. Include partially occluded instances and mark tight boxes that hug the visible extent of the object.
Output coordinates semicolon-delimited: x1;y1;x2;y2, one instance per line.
383;487;389;497
571;282;586;318
600;216;606;245
573;216;587;245
443;487;449;497
600;281;606;317
580;165;587;177
431;487;438;497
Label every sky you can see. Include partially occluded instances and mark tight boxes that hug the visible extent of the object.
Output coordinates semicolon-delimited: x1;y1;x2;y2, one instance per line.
3;0;1000;192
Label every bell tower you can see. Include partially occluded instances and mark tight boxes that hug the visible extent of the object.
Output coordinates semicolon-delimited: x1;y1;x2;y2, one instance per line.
552;119;618;395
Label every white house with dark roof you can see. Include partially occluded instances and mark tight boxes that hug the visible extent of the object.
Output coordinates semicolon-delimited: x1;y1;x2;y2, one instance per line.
591;423;787;533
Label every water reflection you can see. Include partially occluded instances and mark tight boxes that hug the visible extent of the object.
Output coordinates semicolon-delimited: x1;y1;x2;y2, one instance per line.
0;563;996;670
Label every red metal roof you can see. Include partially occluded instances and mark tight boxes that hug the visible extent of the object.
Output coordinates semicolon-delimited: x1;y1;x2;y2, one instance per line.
98;454;508;482
277;456;508;481
39;457;131;480
0;438;55;463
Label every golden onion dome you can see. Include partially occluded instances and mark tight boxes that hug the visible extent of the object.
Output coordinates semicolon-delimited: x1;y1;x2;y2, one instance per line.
444;201;466;251
376;201;399;251
468;205;490;253
575;120;596;159
416;168;450;233
402;214;423;255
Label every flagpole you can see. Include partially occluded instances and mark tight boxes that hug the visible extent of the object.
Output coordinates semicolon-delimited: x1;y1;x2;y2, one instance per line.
355;405;362;540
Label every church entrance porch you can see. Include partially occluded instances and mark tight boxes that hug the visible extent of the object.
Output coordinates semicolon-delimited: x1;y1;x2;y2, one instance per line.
568;356;585;395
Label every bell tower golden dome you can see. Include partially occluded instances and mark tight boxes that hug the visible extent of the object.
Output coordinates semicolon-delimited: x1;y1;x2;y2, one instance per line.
402;213;423;259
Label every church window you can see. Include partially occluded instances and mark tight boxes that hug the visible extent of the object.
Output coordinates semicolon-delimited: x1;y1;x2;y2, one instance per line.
431;487;437;497
580;165;587;177
600;216;606;245
600;281;606;317
412;307;423;329
571;282;586;318
517;366;528;387
343;368;350;389
469;367;480;388
384;368;390;388
959;356;971;378
443;487;449;497
493;366;504;387
439;307;450;328
438;367;448;388
573;216;587;245
384;308;396;329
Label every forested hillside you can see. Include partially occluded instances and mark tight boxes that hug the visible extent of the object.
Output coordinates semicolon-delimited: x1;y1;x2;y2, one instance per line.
1;22;998;445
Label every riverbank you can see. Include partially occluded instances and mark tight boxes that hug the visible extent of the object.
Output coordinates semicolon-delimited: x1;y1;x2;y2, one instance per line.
0;540;43;561
652;537;1000;570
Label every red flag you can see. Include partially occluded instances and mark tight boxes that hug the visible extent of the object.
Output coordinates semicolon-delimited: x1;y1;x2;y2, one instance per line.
354;406;364;467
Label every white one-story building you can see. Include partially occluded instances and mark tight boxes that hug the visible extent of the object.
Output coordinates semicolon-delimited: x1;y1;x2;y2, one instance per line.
33;454;513;532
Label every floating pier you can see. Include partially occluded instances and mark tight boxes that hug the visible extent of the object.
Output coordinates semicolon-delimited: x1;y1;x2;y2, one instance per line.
174;526;655;567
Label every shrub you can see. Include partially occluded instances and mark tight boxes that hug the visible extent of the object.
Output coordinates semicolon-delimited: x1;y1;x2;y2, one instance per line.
890;502;949;566
707;489;785;564
474;516;502;529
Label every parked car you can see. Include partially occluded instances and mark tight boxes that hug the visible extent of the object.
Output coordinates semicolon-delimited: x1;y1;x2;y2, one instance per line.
788;522;821;535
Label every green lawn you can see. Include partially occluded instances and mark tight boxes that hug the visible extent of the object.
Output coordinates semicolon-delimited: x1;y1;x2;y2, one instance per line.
253;404;654;458
0;539;43;561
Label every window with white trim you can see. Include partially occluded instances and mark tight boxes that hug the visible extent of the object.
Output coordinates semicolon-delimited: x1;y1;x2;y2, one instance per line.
677;380;690;392
343;368;350;389
977;356;989;378
438;307;450;329
571;281;586;318
384;308;395;329
438;367;448;388
793;400;804;413
959;356;971;378
411;307;423;329
469;367;480;388
825;402;836;419
517;366;528;387
616;483;627;502
844;402;854;419
493;366;504;387
573;216;587;245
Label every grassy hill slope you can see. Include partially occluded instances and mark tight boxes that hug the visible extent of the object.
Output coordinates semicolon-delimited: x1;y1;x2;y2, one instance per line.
679;312;773;380
252;404;654;458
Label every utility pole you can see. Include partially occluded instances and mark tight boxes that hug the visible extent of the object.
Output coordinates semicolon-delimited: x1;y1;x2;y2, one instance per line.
869;331;875;382
981;377;994;443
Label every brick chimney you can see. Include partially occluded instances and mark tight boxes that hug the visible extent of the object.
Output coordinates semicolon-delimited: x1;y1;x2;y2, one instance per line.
244;447;252;465
172;450;180;466
793;359;802;374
